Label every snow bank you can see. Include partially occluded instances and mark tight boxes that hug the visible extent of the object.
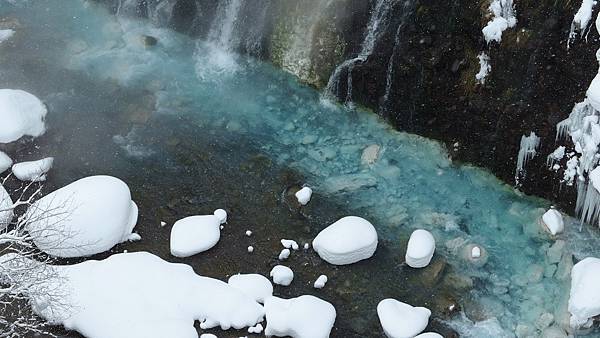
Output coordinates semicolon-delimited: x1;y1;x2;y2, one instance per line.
24;175;139;257
16;252;265;338
270;265;293;286
405;229;436;268
569;257;600;328
264;295;336;338
312;216;378;265
12;157;54;182
170;215;221;257
542;208;564;235
0;184;13;229
227;273;273;303
482;0;517;43
475;52;491;84
313;274;328;289
295;187;312;205
0;89;47;143
377;299;431;338
0;151;12;173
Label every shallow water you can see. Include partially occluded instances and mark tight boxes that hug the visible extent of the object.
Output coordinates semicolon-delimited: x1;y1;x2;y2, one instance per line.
2;1;600;337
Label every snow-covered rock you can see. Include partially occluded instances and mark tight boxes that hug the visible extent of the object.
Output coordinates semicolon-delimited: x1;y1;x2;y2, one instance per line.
264;295;336;338
24;175;138;258
295;187;312;205
214;209;227;224
12;157;54;182
8;252;264;338
0;151;12;173
482;0;517;43
281;239;299;250
278;248;290;260
0;29;15;44
405;229;436;268
227;274;273;304
200;334;217;338
414;333;443;338
0;184;13;229
312;216;378;265
248;323;263;334
0;89;47;143
270;265;293;286
313;275;328;289
568;257;600;328
377;299;431;338
247;246;254;253
542;208;564;235
170;215;221;257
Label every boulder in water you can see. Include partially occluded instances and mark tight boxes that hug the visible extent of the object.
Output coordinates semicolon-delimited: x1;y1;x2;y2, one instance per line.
406;229;436;268
0;89;47;143
568;257;600;329
377;298;431;338
312;216;378;265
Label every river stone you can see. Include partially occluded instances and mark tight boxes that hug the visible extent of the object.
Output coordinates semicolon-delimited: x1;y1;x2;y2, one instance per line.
547;240;566;264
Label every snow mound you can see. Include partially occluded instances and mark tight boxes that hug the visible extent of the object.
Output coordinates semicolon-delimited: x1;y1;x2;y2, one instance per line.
227;274;273;303
213;208;227;224
278;248;290;260
264;295;336;338
568;257;600;328
313;275;328;289
0;184;13;230
405;229;436;268
24;175;138;258
295;187;312;205
170;215;221;257
281;239;299;250
0;89;47;143
0;151;12;173
11;252;265;338
12;157;54;182
542;209;564;235
377;299;431;338
312;216;378;265
270;265;293;286
0;29;15;43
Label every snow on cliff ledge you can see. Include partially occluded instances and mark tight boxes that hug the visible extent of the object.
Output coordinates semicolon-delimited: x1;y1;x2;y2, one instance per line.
482;0;517;43
0;89;47;143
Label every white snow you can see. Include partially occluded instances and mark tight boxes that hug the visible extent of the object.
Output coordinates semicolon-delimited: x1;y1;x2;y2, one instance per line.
24;175;138;258
247;246;254;253
248;323;264;334
475;52;491;84
5;252;265;338
471;246;481;258
12;157;54;182
377;299;431;338
0;89;47;143
214;208;227;224
228;274;273;304
270;265;293;286
0;184;13;229
414;334;443;338
281;239;299;250
482;0;517;43
0;151;12;173
569;257;600;328
515;132;541;183
0;29;15;44
278;248;290;260
405;229;436;268
245;230;252;236
170;215;221;257
568;0;596;47
312;216;378;265
303;243;310;250
542;208;564;235
313;275;328;289
264;295;336;338
295;187;312;205
200;334;217;338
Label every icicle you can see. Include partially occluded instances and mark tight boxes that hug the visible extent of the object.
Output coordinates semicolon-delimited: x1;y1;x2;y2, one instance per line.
515;132;541;184
567;0;596;48
547;146;566;168
576;167;600;225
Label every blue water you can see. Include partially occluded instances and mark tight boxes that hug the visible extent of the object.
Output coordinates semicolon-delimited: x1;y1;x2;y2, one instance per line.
3;1;600;336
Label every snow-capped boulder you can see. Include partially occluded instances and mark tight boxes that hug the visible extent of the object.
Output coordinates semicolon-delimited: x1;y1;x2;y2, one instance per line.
24;175;139;258
312;216;378;265
405;229;436;268
0;151;12;173
264;295;336;338
0;184;13;229
415;333;443;338
227;273;273;303
0;89;47;143
270;265;294;286
295;187;312;205
12;157;53;182
377;299;431;338
313;275;328;289
542;208;564;235
568;257;600;328
213;208;227;224
170;215;221;257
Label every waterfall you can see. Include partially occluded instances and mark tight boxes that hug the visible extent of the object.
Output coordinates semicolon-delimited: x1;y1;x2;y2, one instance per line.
208;0;243;51
325;0;394;104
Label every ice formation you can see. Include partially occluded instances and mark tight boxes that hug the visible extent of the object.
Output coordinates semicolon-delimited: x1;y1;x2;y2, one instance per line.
547;146;565;169
542;208;565;235
12;157;54;182
475;52;491;84
377;299;431;338
170;215;221;257
482;0;517;43
312;216;378;265
405;229;436;268
270;265;294;286
568;0;596;47
227;273;273;303
568;257;600;328
294;186;312;205
515;131;540;184
3;252;265;337
313;274;328;289
0;29;14;43
264;295;336;338
24;175;139;258
0;184;13;229
0;151;11;173
0;89;47;143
